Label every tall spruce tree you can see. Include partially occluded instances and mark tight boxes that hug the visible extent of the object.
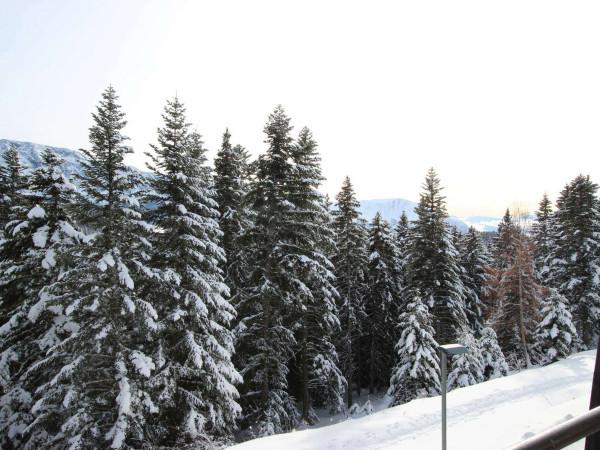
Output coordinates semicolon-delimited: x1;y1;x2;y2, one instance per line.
532;193;553;281
144;98;241;446
394;211;410;289
534;288;578;364
459;227;491;336
546;175;600;348
236;106;300;436
478;327;508;380
0;145;28;235
26;87;160;448
0;146;29;322
287;127;345;423
331;176;368;407
406;168;467;344
387;289;440;406
0;149;85;449
214;129;253;311
447;330;484;390
495;209;517;269
363;212;401;394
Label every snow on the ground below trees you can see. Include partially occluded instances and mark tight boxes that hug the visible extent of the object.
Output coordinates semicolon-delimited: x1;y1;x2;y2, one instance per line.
229;350;596;450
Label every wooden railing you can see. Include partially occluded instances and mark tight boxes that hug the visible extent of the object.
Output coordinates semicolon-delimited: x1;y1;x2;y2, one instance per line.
507;406;600;450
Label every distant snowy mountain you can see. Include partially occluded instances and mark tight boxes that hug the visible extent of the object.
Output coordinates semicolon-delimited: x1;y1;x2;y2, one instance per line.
0;138;149;179
0;139;87;179
1;139;501;233
359;198;500;232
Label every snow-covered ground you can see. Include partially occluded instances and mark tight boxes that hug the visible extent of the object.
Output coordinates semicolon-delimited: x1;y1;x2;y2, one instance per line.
230;350;596;450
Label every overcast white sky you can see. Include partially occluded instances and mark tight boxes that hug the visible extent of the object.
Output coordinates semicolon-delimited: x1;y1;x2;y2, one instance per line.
1;0;599;216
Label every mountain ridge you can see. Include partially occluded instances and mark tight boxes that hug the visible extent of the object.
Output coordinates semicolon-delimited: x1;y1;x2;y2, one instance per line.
1;139;501;232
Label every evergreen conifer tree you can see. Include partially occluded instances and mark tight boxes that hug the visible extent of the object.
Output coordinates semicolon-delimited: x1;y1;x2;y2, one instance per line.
331;176;368;408
27;87;160;448
447;330;484;390
387;289;440;406
214;128;253;310
478;327;508;380
0;145;28;235
286;127;344;423
236;106;300;436
459;227;491;336
406;168;467;344
546;175;600;348
532;193;553;281
144;98;241;446
0;149;85;449
0;146;30;322
363;212;401;394
394;211;410;288
534;288;578;364
495;209;517;269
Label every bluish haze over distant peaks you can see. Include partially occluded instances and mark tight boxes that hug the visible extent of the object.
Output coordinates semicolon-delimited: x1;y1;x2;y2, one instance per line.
0;139;500;232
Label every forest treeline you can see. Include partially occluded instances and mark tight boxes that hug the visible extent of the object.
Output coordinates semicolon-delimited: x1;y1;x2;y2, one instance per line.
0;87;598;449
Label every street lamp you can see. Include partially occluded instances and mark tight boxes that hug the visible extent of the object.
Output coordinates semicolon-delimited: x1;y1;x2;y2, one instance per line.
439;343;467;450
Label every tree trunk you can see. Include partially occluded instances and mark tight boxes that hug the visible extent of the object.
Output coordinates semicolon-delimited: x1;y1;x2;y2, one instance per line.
517;269;531;368
347;302;354;408
356;333;362;401
301;323;310;422
262;293;270;407
369;329;375;394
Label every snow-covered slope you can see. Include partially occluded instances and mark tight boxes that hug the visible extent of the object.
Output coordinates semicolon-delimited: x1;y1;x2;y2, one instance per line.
0;139;149;179
0;139;87;179
230;350;596;450
359;198;500;232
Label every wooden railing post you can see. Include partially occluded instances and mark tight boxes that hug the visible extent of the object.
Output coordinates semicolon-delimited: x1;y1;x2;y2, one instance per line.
585;337;600;450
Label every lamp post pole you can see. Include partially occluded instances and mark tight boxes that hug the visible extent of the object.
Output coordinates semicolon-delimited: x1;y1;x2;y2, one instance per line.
439;343;467;450
441;350;447;450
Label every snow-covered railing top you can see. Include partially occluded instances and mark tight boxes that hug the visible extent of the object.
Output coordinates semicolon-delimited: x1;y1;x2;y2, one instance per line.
507;405;600;450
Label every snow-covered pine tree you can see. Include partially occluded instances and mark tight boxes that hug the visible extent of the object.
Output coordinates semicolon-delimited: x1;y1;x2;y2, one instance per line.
494;232;542;368
214;128;253;310
406;168;467;344
546;175;600;349
363;212;401;394
0;146;29;323
394;211;410;289
0;149;85;449
459;227;491;336
235;106;300;436
532;193;553;282
331;176;368;408
286;127;345;423
494;209;517;269
144;97;241;446
26;87;160;449
387;289;440;406
447;330;484;390
478;327;508;380
0;145;28;235
534;288;578;364
321;194;336;259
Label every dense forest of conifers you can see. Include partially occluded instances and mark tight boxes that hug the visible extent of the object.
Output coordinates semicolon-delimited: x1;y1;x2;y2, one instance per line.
0;87;598;449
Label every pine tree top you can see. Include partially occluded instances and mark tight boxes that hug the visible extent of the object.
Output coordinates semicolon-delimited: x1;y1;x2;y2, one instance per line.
414;167;448;224
263;105;293;153
536;193;552;219
335;176;361;219
0;145;28;194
